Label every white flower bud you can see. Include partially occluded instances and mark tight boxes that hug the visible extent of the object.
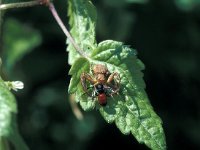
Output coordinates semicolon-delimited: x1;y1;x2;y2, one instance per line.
4;81;24;91
11;81;24;91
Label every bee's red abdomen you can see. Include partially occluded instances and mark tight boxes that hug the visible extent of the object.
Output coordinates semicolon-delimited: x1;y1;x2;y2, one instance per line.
98;93;107;106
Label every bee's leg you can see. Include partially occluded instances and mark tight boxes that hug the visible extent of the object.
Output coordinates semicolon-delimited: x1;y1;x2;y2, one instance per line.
80;73;97;97
81;73;96;84
107;72;120;84
103;85;110;95
91;89;98;99
106;72;120;95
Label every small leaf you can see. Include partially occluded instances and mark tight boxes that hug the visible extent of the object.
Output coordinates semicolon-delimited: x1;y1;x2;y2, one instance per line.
0;77;28;150
2;18;42;72
0;77;17;137
69;40;166;150
67;0;97;64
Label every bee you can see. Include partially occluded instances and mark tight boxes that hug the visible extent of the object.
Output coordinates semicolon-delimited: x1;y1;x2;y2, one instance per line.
80;64;120;106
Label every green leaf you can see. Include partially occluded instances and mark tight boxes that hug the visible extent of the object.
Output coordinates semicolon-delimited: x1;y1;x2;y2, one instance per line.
67;0;97;64
67;0;166;149
2;18;42;73
69;40;166;150
0;77;17;137
0;77;29;150
68;57;90;94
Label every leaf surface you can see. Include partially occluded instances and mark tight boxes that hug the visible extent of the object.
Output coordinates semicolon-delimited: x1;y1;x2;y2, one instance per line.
67;0;97;64
67;1;166;149
69;40;166;150
0;77;28;150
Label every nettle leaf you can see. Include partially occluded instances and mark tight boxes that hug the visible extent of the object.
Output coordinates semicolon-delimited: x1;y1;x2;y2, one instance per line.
68;57;90;94
68;57;96;110
67;0;166;149
0;77;17;137
67;0;97;64
69;40;166;150
0;77;28;150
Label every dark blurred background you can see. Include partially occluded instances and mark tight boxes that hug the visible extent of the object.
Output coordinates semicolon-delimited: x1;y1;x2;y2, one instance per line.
0;0;200;150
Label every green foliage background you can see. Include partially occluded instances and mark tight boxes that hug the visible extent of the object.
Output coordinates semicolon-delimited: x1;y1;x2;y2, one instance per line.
0;0;200;150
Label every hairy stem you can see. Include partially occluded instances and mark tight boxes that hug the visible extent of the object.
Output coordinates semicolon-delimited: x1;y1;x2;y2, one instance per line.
48;3;87;58
0;0;87;58
0;1;40;10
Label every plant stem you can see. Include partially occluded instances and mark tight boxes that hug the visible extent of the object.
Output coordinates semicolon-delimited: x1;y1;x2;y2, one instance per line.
48;3;87;58
69;94;83;120
0;1;86;58
0;1;40;10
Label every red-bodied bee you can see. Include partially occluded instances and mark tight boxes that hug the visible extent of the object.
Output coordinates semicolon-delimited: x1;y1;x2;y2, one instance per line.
80;64;120;106
94;83;108;106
